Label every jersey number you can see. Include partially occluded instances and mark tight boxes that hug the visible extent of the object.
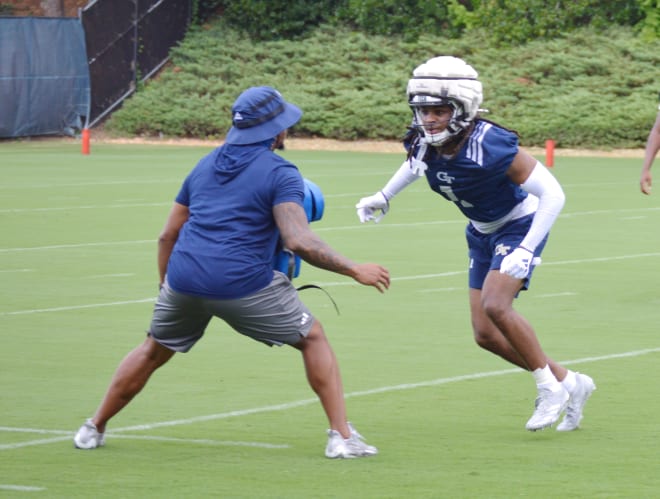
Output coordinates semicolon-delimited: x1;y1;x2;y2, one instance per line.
439;185;474;208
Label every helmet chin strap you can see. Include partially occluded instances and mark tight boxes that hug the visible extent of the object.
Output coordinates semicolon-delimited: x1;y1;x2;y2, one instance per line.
421;122;462;145
412;103;465;146
422;130;452;145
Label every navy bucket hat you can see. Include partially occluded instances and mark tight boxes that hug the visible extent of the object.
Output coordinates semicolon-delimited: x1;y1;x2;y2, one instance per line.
225;86;302;145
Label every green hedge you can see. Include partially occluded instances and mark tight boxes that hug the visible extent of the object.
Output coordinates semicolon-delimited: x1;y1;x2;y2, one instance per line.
106;24;660;148
206;0;657;44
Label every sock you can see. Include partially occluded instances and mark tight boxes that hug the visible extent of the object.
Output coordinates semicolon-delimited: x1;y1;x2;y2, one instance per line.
561;370;577;393
532;365;560;390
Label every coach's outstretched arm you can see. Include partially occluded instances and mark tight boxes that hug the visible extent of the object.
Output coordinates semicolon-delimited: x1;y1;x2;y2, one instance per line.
274;201;390;292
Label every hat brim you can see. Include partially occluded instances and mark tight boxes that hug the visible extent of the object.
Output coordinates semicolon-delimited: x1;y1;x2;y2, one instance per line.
225;102;302;145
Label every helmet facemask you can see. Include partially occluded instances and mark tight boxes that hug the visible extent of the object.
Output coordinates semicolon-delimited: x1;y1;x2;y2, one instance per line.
406;56;484;146
409;94;467;146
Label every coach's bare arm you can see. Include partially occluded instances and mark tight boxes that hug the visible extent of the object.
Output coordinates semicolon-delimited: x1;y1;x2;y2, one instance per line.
274;201;390;292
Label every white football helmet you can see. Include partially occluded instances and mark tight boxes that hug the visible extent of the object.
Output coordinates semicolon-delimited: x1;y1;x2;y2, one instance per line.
407;56;483;145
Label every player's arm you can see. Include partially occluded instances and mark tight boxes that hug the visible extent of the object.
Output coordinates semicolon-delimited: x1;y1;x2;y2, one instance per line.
500;150;565;278
507;149;565;252
356;157;422;223
157;202;189;287
640;113;660;195
274;201;390;292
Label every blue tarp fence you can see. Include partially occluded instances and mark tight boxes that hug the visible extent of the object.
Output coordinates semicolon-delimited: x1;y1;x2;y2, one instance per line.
0;17;91;138
1;1;196;138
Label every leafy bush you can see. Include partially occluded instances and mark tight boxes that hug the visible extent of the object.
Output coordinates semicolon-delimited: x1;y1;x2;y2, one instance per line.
205;0;654;45
453;0;644;46
210;0;342;40
638;0;660;40
334;0;463;41
191;0;224;23
106;24;660;148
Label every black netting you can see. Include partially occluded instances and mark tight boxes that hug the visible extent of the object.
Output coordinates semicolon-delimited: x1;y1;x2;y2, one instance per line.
81;0;136;62
82;0;137;125
138;0;191;77
81;0;191;126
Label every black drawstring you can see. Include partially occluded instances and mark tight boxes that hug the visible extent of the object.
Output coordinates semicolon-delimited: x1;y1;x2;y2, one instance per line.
296;284;340;316
282;249;340;315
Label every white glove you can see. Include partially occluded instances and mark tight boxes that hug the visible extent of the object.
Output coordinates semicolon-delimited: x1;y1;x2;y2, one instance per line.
499;246;541;279
356;191;389;223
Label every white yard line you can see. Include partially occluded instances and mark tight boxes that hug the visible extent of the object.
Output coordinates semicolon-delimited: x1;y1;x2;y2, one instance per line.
0;202;169;213
2;347;658;452
0;485;46;492
0;240;153;253
2;206;660;252
2;252;660;316
0;298;156;316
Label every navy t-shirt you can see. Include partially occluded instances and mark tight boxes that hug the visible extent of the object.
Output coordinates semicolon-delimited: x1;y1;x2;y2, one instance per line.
166;142;304;299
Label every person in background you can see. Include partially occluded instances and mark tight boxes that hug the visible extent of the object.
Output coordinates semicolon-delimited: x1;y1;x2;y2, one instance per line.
74;86;390;458
355;56;595;432
639;94;660;195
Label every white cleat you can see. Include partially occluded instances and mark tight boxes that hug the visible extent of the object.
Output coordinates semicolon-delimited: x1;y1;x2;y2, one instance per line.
325;422;378;459
557;373;596;431
526;386;569;431
73;419;105;449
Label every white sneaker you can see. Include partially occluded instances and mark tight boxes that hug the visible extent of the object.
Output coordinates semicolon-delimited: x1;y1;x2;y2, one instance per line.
74;419;105;449
556;373;596;432
526;385;569;431
325;422;378;459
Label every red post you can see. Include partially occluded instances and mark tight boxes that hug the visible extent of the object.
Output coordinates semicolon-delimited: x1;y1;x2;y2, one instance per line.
82;128;91;155
545;139;555;167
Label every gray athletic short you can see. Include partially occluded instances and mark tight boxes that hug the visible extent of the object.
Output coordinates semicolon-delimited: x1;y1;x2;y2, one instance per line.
148;271;315;352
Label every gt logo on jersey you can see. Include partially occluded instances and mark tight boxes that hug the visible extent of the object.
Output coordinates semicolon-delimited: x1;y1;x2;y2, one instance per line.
435;171;455;184
495;243;511;256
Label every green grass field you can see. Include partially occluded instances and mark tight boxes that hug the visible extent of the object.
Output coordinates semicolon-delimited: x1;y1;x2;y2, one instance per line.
1;140;659;498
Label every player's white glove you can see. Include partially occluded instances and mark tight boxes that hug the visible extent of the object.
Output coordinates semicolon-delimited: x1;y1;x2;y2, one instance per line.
499;246;540;279
356;191;389;223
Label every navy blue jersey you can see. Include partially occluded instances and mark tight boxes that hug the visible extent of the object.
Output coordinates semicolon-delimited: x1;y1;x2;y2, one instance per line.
411;121;527;223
